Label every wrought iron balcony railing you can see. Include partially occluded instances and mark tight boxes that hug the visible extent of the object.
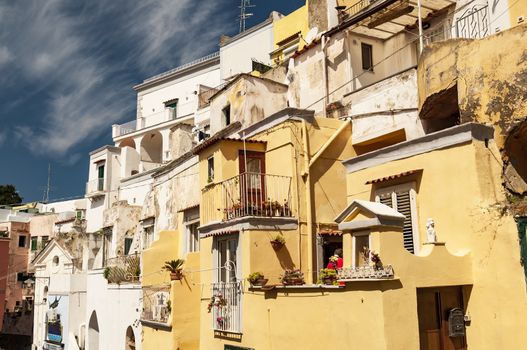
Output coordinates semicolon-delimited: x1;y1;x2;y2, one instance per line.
202;172;293;225
210;282;242;333
103;253;140;284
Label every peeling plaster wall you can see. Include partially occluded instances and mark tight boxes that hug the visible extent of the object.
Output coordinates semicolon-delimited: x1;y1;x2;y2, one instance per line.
209;76;288;135
346;68;424;145
418;24;527;147
103;201;142;257
169;124;195;160
146;156;200;235
291;29;416;116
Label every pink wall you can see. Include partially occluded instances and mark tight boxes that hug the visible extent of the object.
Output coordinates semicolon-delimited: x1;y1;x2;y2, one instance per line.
5;221;30;312
0;237;10;330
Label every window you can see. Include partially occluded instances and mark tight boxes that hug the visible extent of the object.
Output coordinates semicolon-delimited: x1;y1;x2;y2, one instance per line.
52;256;59;267
76;210;85;220
41;236;49;248
97;163;105;191
361;43;373;71
207;156;214;183
375;182;419;254
217;236;238;283
187;223;200;253
18;235;27;248
222;104;231;127
124;237;133;255
143;225;154;249
166;101;178;120
17;272;25;282
353;232;370;267
102;227;113;264
31;237;38;251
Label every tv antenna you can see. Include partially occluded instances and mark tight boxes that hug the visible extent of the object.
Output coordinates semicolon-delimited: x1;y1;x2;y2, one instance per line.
43;163;51;203
238;0;255;33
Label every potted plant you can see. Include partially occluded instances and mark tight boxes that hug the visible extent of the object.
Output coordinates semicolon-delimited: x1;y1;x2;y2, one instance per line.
163;259;185;280
318;268;338;285
270;234;286;250
362;247;383;270
281;268;305;285
247;272;268;286
207;294;227;313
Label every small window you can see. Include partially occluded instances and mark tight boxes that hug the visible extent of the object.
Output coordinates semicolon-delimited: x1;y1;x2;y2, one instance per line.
222;104;231;127
124;237;133;255
166;101;178;120
187;223;200;253
361;43;373;71
17;273;25;282
143;226;154;249
353;232;370;267
76;210;85;220
31;237;38;251
207;156;215;183
52;256;59;267
18;235;27;248
97;164;105;191
41;236;49;247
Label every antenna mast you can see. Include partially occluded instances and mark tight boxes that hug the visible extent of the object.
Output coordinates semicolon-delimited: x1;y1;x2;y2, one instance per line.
43;163;51;203
238;0;255;33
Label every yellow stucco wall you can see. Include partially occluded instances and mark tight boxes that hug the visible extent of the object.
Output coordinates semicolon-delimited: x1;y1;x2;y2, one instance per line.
272;4;309;62
418;24;527;146
142;224;202;350
509;0;527;26
344;138;527;349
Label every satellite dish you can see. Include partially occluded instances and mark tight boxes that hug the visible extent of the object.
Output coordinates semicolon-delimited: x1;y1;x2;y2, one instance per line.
304;27;319;45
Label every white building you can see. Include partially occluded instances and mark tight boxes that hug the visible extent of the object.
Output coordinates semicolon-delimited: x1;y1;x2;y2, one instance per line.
32;240;86;350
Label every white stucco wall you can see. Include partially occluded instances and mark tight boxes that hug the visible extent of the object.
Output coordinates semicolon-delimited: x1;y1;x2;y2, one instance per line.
220;22;274;80
33;244;87;350
137;65;220;128
85;271;142;350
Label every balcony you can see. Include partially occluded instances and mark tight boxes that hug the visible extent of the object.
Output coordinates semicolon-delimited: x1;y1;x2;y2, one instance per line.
103;253;140;284
85;178;105;197
201;172;293;225
112;120;136;138
210;282;242;333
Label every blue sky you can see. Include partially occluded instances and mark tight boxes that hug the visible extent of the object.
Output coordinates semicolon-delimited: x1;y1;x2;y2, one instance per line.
0;0;304;203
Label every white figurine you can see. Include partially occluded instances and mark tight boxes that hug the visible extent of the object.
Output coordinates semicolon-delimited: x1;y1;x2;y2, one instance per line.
426;218;437;243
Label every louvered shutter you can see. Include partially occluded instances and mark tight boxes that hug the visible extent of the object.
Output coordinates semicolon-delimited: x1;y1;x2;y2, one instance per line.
375;183;418;254
395;190;415;254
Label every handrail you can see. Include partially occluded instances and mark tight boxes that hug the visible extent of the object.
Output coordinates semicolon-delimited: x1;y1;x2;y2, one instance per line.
143;52;220;84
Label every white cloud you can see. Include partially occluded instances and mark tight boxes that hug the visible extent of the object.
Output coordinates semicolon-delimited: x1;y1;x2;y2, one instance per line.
0;46;11;66
2;0;233;156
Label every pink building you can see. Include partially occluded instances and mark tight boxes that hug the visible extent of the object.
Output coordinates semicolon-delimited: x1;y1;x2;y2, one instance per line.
0;237;10;330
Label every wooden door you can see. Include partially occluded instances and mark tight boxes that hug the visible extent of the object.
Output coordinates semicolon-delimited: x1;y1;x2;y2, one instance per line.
239;151;265;211
417;287;467;350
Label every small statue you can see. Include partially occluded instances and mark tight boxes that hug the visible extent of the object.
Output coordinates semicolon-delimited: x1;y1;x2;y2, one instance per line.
426;218;437;243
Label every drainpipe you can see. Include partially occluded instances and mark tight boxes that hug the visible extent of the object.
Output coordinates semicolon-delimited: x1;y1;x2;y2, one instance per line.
301;120;314;283
322;35;330;117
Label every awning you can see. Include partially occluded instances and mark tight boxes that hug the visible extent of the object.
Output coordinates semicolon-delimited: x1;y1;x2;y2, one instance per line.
365;169;422;184
201;229;239;238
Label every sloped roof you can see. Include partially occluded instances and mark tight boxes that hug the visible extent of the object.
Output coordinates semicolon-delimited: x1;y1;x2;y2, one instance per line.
31;238;74;266
335;199;405;223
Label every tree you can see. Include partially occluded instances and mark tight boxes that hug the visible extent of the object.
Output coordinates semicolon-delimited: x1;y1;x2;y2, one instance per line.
0;185;23;206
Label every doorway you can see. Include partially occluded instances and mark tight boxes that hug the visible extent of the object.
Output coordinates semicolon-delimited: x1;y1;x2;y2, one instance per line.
417;286;467;350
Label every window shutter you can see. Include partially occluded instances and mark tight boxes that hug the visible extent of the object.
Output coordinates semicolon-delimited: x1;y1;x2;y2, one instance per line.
378;193;393;208
395;190;414;253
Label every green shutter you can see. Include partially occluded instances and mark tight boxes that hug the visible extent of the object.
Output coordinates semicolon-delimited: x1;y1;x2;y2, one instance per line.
31;237;38;251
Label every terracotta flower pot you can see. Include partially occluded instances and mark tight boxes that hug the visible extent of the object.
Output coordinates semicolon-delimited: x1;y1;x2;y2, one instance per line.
283;277;304;286
270;241;284;250
250;278;268;287
322;277;336;285
170;270;183;281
